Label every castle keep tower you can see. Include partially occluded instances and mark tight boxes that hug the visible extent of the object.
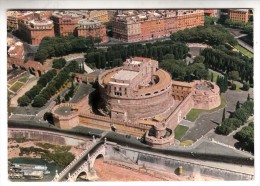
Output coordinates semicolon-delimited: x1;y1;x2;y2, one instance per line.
98;57;174;122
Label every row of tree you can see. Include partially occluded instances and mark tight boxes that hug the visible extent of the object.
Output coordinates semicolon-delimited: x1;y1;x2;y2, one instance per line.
224;19;253;35
52;58;67;69
85;41;189;69
170;25;238;46
216;75;228;93
35;35;99;63
32;61;80;107
159;55;209;81
216;99;253;135
17;69;57;106
201;47;253;84
234;122;254;153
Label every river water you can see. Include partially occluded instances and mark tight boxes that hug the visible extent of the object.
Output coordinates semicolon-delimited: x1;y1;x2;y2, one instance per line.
9;157;63;182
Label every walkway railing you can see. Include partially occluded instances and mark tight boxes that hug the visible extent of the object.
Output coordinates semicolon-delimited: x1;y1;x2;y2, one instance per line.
52;141;95;182
68;144;105;181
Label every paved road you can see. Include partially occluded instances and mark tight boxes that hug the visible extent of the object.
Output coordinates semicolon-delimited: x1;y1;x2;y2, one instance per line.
237;39;254;53
65;54;93;73
97;36;171;48
225;27;253;53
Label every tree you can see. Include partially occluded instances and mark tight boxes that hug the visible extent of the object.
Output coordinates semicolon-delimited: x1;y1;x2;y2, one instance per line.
241;101;254;115
222;108;226;122
211;72;214;82
216;118;243;135
205;16;218;25
163;54;175;60
230;83;236;90
17;96;31;107
236;101;240;110
32;96;47;107
43;112;54;124
243;82;250;91
65;94;70;101
56;95;61;104
223;74;228;92
228;71;239;82
52;58;67;69
232;108;250;123
193;56;205;63
112;58;123;67
234;122;254;153
247;93;250;101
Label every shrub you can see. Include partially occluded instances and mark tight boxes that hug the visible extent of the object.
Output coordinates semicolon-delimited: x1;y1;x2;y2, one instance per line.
230;83;236;90
216;118;243;135
232;108;250;123
242;82;250;91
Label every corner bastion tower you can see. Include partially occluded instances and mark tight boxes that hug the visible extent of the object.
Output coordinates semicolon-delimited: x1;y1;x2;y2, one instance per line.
98;57;174;122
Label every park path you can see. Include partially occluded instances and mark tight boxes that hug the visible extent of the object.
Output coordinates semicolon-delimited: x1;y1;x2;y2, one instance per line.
10;77;37;107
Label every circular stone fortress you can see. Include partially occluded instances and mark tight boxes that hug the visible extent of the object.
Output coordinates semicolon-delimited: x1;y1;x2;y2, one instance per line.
98;57;174;121
52;57;221;146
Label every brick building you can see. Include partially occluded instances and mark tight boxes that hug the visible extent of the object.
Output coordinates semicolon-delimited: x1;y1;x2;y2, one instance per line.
7;11;34;30
7;41;25;69
112;10;204;42
34;11;53;20
176;10;204;30
204;9;217;17
88;10;109;23
107;10;118;21
228;9;249;23
18;19;55;45
51;11;83;36
77;19;107;42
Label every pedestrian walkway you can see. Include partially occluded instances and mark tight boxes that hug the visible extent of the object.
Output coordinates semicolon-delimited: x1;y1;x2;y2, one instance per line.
179;120;195;128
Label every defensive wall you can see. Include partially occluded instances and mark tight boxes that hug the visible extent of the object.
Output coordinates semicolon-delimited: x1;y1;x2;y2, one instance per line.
8;128;90;147
8;128;254;181
53;79;220;146
79;113;147;138
8;57;49;77
52;96;89;129
52;57;221;147
106;143;254;181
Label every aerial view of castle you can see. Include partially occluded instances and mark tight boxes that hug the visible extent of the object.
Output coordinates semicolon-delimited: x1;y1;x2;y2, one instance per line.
7;8;254;182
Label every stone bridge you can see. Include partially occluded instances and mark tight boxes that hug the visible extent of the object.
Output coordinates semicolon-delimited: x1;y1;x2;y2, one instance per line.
52;137;107;182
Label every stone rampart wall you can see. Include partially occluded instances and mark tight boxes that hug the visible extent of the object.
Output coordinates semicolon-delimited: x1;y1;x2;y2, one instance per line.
105;144;254;181
8;128;88;146
166;93;194;129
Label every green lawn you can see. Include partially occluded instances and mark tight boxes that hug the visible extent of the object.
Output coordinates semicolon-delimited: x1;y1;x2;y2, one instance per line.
174;125;189;140
186;96;226;122
180;140;193;146
18;76;29;83
234;45;253;58
209;71;218;82
9;82;24;92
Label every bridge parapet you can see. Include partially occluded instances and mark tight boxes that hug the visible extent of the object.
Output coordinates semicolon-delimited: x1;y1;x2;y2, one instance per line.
67;144;106;181
52;141;95;182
